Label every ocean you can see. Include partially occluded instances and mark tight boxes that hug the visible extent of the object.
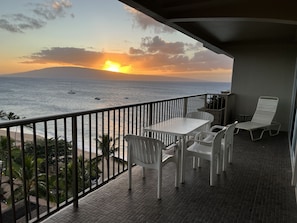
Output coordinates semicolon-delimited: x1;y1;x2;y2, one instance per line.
0;76;231;119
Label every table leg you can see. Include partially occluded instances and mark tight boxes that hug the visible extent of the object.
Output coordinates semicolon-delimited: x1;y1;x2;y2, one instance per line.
180;136;185;183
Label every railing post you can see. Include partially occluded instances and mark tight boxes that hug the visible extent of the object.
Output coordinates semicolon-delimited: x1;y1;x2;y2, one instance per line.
183;97;188;117
0;160;2;223
148;102;153;137
148;102;153;126
72;116;78;209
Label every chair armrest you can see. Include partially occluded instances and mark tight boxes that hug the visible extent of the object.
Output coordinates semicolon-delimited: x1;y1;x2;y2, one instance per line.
196;131;216;140
164;143;180;156
186;131;215;146
164;143;178;151
210;125;225;132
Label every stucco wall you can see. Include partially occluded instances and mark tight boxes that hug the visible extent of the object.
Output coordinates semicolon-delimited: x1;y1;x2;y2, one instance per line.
227;44;297;131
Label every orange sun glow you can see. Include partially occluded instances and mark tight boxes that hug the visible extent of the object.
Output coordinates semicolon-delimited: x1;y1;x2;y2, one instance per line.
102;60;131;73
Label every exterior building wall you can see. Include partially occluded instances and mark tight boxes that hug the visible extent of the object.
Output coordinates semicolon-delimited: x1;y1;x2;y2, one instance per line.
227;43;297;131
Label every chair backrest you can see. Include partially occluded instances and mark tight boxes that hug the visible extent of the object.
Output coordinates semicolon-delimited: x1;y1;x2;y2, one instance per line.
251;96;279;125
212;128;226;154
124;134;164;169
186;111;214;131
186;111;214;122
223;121;238;147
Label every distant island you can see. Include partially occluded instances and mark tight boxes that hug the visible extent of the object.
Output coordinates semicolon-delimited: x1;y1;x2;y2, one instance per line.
0;66;201;82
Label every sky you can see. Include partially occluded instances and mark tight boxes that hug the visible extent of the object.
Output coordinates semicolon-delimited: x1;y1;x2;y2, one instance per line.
0;0;233;82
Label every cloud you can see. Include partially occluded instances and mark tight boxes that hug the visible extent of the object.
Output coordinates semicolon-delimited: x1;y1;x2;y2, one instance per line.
140;36;185;54
22;36;233;77
33;0;72;20
124;5;174;33
0;18;23;33
129;47;145;55
0;14;46;33
23;47;101;67
0;0;73;33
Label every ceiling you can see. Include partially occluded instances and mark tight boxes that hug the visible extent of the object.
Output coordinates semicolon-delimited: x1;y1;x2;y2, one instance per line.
118;0;297;55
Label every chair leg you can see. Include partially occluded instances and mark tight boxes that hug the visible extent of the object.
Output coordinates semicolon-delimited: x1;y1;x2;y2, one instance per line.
216;153;221;174
228;144;233;163
192;157;202;169
249;129;265;141
210;158;216;186
128;163;132;190
192;156;196;169
157;168;162;199
174;147;179;187
175;161;179;188
142;167;145;178
222;147;228;171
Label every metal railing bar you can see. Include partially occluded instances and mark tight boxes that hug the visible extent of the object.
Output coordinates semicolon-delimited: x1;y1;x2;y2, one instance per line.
95;112;99;187
32;123;40;220
44;121;50;213
64;117;69;203
54;119;60;207
117;109;121;173
6;128;16;222
107;110;110;180
112;109;116;177
71;116;78;209
80;115;85;192
101;112;105;182
20;125;29;222
88;114;92;190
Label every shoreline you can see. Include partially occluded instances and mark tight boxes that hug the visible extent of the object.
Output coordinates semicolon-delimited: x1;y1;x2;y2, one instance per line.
0;129;97;159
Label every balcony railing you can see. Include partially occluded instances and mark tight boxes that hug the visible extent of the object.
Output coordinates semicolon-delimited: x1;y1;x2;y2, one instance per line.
0;93;231;222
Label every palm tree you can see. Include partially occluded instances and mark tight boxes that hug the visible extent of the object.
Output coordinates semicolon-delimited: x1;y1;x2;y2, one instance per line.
24;137;72;166
4;112;20;145
60;155;101;198
0;110;6;119
6;112;20;121
12;156;46;218
96;134;118;161
0;136;15;174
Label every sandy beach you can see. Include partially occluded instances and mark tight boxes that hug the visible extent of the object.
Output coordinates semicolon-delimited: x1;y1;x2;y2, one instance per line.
0;129;97;159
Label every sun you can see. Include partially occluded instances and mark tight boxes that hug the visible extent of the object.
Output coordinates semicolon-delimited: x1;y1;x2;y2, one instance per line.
102;60;131;73
102;60;120;72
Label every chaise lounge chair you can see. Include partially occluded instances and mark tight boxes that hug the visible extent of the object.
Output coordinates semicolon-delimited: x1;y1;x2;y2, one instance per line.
235;96;281;141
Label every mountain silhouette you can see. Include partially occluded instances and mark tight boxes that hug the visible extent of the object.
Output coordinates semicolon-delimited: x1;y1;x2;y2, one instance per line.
2;66;196;82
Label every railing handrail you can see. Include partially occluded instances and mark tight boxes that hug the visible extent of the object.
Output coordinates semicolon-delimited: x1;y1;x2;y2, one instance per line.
0;94;206;128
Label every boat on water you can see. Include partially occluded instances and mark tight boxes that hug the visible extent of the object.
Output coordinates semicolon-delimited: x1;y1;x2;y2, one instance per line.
94;97;100;100
68;90;76;94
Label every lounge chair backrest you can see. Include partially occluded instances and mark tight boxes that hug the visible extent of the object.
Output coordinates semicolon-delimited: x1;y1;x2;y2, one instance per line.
251;96;279;125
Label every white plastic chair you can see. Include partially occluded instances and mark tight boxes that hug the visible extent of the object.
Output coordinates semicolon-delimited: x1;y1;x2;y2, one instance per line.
186;128;226;186
235;96;281;141
186;111;214;167
207;121;238;171
124;134;179;199
186;111;214;133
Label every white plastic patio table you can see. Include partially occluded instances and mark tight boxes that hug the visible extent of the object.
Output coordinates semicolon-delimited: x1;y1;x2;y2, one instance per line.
144;117;209;183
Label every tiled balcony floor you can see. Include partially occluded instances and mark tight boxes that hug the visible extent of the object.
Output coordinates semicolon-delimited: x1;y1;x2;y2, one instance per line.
42;131;297;223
